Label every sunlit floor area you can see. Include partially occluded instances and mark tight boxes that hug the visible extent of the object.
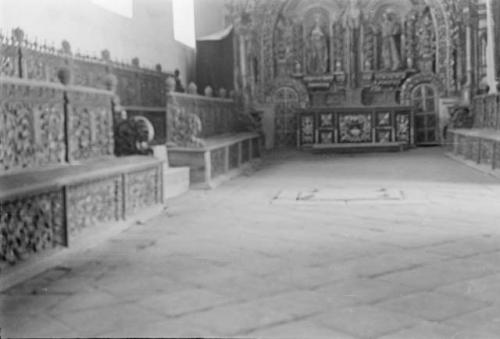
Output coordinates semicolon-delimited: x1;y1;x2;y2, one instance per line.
3;148;500;338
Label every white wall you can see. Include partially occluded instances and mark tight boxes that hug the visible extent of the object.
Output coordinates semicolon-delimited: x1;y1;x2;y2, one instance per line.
193;0;227;38
0;0;195;83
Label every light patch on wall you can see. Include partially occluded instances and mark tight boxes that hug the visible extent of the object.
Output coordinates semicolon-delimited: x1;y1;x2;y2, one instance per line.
92;0;133;18
173;0;195;48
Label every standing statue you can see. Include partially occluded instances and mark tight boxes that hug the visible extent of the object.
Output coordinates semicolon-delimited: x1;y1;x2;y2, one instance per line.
380;10;401;71
306;14;329;75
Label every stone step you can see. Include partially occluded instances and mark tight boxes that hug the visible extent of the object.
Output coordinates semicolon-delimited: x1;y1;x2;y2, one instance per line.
164;166;190;200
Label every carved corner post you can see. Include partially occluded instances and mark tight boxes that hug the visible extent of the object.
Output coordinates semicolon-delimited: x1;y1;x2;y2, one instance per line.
486;0;498;93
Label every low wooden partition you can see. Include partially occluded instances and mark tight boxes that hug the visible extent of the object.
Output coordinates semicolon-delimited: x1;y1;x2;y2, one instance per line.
446;94;500;171
168;133;261;188
297;106;414;152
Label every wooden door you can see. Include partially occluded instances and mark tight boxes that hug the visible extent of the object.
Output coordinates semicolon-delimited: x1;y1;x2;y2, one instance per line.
274;87;299;147
412;84;438;145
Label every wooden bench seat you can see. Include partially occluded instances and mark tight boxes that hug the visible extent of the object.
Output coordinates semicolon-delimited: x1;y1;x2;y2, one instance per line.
447;128;500;170
167;132;261;188
0;156;164;267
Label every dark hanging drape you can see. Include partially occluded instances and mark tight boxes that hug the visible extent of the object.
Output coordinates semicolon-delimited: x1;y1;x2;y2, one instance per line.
196;26;234;96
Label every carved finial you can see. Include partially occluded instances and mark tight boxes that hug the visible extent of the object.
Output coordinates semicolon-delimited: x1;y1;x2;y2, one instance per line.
219;88;227;98
204;86;213;97
101;49;111;61
132;57;140;67
61;40;72;55
166;76;176;93
155;64;162;72
187;82;198;94
12;27;24;43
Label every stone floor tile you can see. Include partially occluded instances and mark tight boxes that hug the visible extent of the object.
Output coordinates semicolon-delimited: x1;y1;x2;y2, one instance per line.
95;274;188;301
0;313;77;338
377;322;493;339
377;291;488;321
435;273;500;303
250;290;333;318
247;319;358;339
137;288;235;317
444;306;500;333
175;301;295;336
96;318;217;338
375;258;496;290
312;305;419;339
0;294;65;315
47;289;126;315
314;278;416;305
51;303;167;336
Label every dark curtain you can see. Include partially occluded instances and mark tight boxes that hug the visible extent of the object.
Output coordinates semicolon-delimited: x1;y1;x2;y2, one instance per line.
196;29;234;95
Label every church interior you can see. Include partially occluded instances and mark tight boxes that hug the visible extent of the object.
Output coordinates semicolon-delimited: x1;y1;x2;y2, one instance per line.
1;0;500;337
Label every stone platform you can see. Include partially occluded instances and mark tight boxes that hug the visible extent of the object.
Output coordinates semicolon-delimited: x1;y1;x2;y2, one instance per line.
168;132;261;189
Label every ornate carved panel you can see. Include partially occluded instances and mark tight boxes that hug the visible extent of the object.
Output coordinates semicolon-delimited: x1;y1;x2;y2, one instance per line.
301;114;315;144
274;86;300;147
241;139;250;163
0;42;19;77
480;139;494;165
1;190;64;265
229;143;239;169
0;81;65;173
66;89;114;161
339;113;372;143
67;175;123;235
126;166;161;216
395;113;410;143
211;148;226;178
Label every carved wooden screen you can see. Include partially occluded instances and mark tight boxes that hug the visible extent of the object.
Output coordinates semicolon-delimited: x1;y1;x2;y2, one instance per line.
274;86;299;147
411;84;438;145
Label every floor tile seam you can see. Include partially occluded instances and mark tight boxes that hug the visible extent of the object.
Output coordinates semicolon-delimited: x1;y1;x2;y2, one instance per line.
139;298;244;320
46;296;137;317
231;311;328;337
313;307;422;339
429;280;500;304
373;294;491;323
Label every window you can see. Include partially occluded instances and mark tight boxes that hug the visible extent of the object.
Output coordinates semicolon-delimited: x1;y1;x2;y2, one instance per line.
173;0;195;48
92;0;133;18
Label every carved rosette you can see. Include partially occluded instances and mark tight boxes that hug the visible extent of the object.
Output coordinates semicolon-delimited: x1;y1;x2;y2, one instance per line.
67;175;123;235
126;167;160;216
0;190;64;266
66;89;114;161
0;82;65;173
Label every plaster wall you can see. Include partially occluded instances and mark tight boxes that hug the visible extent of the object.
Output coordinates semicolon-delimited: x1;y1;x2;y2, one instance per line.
0;0;195;83
193;0;227;38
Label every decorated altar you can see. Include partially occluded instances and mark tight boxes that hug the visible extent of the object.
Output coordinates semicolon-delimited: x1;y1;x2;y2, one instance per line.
227;0;475;150
297;106;413;150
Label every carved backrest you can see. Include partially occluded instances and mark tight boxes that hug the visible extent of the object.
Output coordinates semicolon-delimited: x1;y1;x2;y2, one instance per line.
0;77;115;174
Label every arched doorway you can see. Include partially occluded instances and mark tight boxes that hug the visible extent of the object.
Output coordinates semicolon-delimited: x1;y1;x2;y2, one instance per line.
411;83;438;145
274;86;300;147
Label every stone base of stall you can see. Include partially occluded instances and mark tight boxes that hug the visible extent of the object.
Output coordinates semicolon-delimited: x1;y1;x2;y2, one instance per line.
0;156;164;270
446;129;500;175
311;142;410;153
168;132;262;189
164;166;190;199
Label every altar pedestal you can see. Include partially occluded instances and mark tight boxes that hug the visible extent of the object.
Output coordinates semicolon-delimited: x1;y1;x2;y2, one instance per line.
297;106;414;152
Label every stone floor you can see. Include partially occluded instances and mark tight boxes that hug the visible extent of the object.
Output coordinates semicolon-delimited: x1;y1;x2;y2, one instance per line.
3;148;500;338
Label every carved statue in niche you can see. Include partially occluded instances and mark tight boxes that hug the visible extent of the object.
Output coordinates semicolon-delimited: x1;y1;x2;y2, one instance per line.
380;10;402;71
415;7;435;72
306;14;329;75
